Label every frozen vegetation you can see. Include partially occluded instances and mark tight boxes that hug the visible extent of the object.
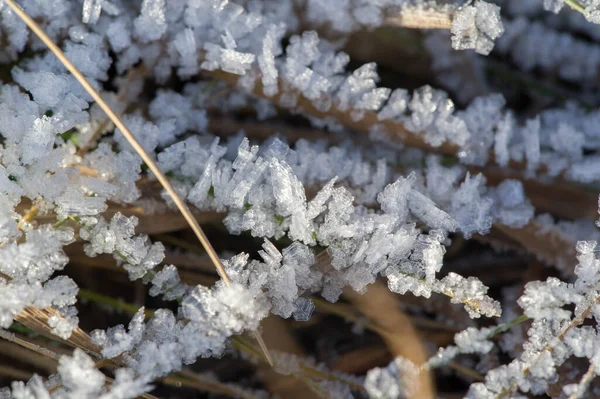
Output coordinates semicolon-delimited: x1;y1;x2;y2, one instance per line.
0;0;599;398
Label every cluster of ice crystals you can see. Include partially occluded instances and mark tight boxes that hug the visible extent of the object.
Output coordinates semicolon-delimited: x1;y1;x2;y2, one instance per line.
542;0;600;24
406;85;469;147
80;213;165;281
201;44;256;75
429;326;494;368
451;1;504;55
226;240;319;318
134;0;167;42
92;281;270;375
491;179;534;228
450;173;493;238
364;357;420;399
496;16;600;86
8;349;152;399
436;272;501;318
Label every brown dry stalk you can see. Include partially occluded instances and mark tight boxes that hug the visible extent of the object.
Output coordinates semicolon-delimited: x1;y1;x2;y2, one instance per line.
332;345;391;374
14;307;102;357
17;204;39;231
0;338;58;374
257;315;319;398
4;0;271;365
494;220;577;274
0;364;32;382
0;328;61;362
208;117;337;144
384;7;454;30
162;371;265;399
344;281;435;399
475;165;598;221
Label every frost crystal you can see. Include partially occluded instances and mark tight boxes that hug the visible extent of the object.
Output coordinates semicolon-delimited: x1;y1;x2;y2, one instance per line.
365;357;420;399
451;1;504;55
134;0;167;42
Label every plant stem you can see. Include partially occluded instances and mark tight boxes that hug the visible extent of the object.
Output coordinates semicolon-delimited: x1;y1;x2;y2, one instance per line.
487;314;530;339
78;288;154;317
565;0;586;13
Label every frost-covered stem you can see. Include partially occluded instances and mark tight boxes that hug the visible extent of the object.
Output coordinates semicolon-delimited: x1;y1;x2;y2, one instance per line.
206;69;460;157
497;294;600;399
206;64;557;187
394;267;500;317
77;289;282;394
567;356;599;399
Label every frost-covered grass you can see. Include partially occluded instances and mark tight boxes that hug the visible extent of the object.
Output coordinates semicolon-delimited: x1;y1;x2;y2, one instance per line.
2;0;600;398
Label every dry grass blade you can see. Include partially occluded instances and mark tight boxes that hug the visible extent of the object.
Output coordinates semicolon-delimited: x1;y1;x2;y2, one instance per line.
0;338;58;374
383;8;454;29
494;221;577;273
4;0;272;365
162;371;266;399
0;365;32;381
332;345;391;374
14;307;102;358
476;165;598;221
258;315;318;398
344;281;435;399
0;328;61;362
